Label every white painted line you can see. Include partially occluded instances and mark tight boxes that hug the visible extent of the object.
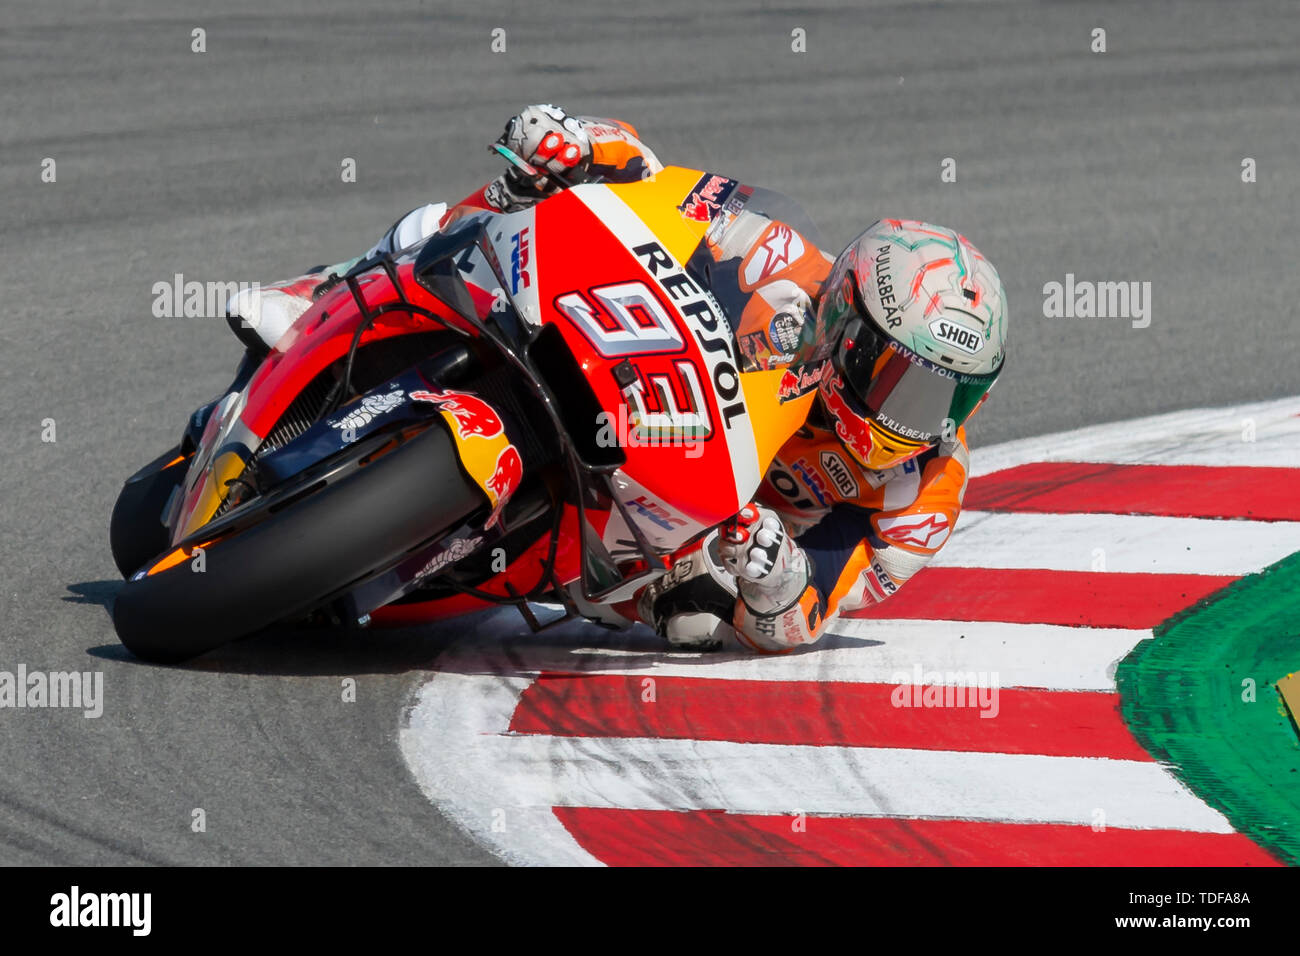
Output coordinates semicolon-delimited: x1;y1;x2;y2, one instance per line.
820;619;1148;691
935;511;1300;575
438;620;1148;692
399;659;1232;868
400;667;603;867
972;397;1300;476
498;736;1231;832
403;659;1230;834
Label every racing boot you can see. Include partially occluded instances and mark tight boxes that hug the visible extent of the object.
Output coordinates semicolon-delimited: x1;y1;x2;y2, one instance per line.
225;272;330;356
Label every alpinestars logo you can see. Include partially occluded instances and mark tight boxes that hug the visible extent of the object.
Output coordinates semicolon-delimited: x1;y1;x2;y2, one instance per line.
745;224;804;285
876;512;951;550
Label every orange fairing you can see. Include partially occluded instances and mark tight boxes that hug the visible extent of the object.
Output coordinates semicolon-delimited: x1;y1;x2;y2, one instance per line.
741;368;818;476
545;168;818;530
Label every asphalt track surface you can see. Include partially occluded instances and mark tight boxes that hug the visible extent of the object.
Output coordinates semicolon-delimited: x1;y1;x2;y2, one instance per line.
1;0;1297;865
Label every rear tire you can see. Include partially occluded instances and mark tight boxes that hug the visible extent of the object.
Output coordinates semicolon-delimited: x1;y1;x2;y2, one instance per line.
112;424;483;663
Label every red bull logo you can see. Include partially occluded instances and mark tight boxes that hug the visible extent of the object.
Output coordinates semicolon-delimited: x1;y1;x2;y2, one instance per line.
411;389;504;440
677;173;738;223
698;175;732;203
680;197;712;222
777;361;830;402
821;374;874;466
484;445;523;530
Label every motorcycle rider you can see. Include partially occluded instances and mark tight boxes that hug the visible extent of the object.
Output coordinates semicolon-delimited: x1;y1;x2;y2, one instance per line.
227;104;1009;654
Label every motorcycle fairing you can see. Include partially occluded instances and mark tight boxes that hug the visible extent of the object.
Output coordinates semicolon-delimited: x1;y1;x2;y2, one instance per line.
535;170;816;540
170;257;471;543
169;165;822;613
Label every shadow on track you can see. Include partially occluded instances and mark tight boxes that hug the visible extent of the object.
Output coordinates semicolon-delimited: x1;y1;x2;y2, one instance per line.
70;580;883;679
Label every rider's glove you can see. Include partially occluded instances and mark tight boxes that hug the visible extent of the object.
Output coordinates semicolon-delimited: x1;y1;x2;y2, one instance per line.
494;104;592;196
718;504;812;615
483;172;547;213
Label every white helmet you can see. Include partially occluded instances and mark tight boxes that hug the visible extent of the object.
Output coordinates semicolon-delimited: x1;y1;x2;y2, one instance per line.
816;219;1008;470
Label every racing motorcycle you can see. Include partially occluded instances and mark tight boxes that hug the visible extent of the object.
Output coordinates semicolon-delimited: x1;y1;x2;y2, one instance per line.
109;165;828;662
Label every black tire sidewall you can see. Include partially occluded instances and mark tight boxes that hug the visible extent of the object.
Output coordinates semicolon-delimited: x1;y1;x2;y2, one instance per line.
112;424;483;663
109;445;188;578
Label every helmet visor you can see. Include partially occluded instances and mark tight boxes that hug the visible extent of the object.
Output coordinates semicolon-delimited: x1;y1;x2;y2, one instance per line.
840;305;1000;444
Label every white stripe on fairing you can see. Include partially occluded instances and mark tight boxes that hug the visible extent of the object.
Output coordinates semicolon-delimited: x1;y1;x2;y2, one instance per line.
935;511;1300;575
568;183;763;507
422;619;1148;691
401;667;1232;836
971;396;1300;476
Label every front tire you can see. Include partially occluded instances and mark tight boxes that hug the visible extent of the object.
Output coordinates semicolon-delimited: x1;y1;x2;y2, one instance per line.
109;445;190;578
112;424;483;663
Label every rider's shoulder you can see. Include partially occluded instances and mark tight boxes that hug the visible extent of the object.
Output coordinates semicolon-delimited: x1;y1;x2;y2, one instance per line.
929;431;972;475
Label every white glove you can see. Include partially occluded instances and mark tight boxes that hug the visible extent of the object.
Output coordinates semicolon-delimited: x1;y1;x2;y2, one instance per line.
496;104;592;191
718;505;810;615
